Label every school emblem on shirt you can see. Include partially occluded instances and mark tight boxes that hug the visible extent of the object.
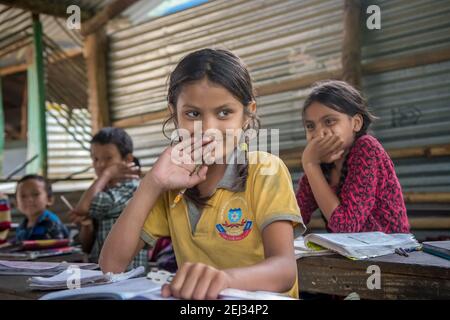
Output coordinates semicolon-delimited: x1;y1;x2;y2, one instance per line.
216;197;252;241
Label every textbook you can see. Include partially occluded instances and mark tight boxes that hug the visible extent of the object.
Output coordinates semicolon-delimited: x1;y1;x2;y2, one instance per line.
422;241;450;260
40;269;295;300
29;266;145;290
40;277;296;300
293;236;334;258
0;260;98;276
304;232;420;260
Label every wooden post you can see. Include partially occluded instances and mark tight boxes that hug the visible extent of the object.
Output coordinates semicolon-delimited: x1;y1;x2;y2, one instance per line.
84;28;110;134
20;84;28;140
342;0;362;88
27;14;47;176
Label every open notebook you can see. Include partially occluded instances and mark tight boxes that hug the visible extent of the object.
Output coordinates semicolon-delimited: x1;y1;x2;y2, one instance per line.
40;270;295;300
304;232;420;260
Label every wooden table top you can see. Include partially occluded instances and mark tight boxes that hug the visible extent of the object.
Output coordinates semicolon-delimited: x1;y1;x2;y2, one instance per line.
0;252;90;300
297;251;450;299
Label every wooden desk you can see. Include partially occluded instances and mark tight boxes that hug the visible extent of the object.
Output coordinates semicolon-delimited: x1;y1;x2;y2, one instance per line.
0;275;45;299
297;251;450;299
2;252;449;300
0;252;89;300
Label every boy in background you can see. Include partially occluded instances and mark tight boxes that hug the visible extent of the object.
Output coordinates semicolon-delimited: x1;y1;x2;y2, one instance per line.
15;175;68;241
70;127;149;270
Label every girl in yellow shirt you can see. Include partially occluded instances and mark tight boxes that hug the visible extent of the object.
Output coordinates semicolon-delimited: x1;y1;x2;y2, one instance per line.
100;48;305;299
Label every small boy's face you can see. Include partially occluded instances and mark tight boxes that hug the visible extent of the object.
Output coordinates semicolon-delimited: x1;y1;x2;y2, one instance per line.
91;143;127;177
16;180;51;218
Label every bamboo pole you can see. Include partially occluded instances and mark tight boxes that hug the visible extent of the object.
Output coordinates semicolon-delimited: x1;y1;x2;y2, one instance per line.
26;14;47;177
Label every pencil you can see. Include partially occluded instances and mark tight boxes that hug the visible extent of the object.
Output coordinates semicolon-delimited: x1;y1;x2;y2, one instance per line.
60;195;74;211
170;164;202;208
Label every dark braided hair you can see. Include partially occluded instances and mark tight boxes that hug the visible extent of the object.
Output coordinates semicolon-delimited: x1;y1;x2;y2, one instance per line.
302;80;377;198
162;48;260;208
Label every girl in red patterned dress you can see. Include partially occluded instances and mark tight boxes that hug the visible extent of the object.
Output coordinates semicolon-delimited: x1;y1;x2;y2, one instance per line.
296;80;409;233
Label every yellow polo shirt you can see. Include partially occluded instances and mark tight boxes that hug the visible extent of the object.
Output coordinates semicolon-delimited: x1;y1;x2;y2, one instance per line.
141;151;305;298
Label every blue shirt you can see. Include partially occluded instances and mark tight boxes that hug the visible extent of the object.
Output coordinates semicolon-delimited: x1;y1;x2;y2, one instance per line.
16;210;69;241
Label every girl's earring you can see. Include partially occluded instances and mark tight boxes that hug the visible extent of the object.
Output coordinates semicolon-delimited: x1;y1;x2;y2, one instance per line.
170;117;182;146
239;136;249;164
239;130;249;164
240;121;249;151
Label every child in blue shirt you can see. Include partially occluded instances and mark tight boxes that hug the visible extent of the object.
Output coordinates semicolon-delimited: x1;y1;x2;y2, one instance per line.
15;174;68;241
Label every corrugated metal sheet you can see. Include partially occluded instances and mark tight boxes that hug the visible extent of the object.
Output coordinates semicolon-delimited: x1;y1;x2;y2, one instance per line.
361;0;450;63
0;5;32;67
46;105;94;180
291;0;450;197
108;0;449;199
108;0;344;168
360;0;450;194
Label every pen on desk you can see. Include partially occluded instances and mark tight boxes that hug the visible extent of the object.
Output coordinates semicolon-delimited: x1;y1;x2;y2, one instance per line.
395;246;421;257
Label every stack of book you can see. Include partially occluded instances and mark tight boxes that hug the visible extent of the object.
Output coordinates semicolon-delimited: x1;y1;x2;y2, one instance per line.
0;239;80;260
0;260;98;276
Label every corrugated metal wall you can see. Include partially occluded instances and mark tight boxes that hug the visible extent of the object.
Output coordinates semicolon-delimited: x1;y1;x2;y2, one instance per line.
361;0;450;194
108;0;344;168
107;0;450;201
46;104;93;180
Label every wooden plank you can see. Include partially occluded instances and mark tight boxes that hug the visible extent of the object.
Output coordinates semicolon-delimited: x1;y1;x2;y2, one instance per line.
81;0;139;36
342;0;362;88
0;0;92;20
0;63;28;77
0;49;82;77
281;144;450;168
256;69;342;96
363;46;450;75
112;109;169;128
84;28;110;134
308;216;450;230
404;193;450;203
297;251;450;299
